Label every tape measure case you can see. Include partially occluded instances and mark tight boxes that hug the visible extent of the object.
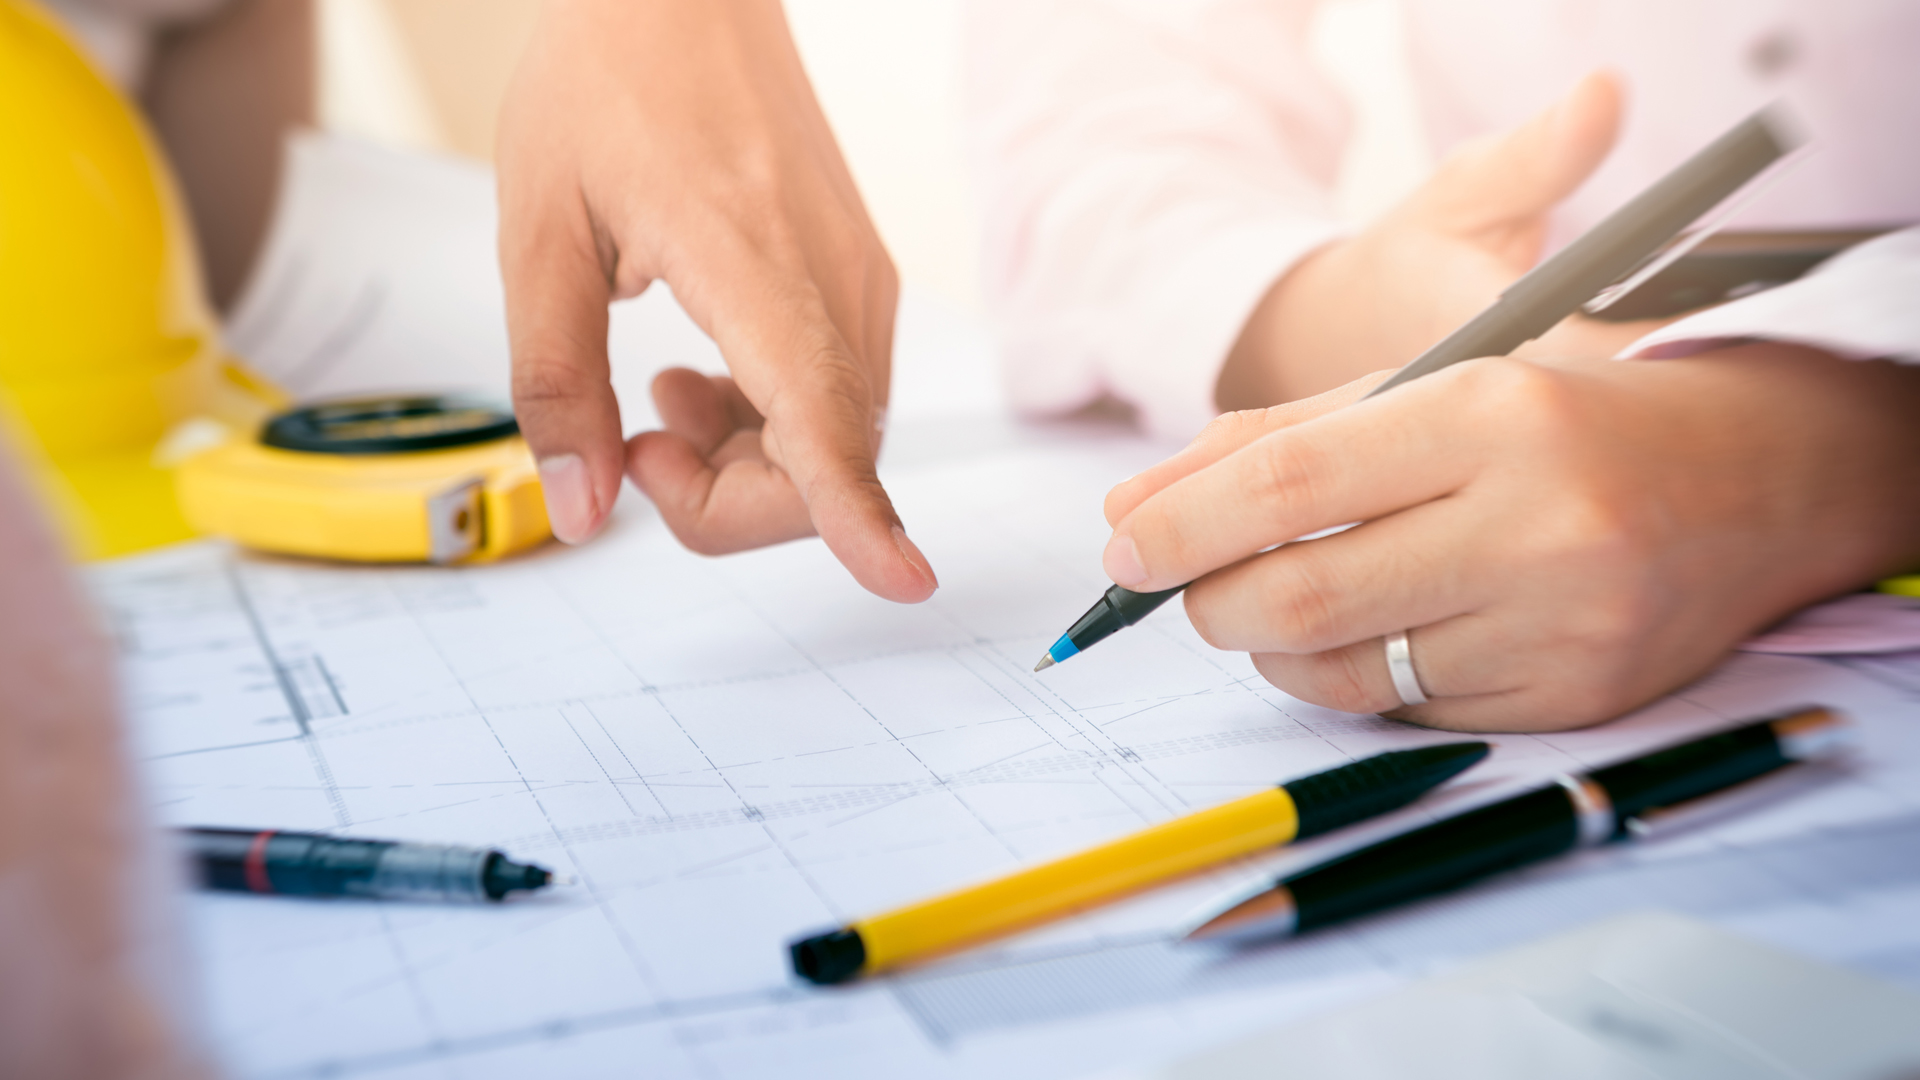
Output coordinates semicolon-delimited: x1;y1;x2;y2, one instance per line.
177;396;551;564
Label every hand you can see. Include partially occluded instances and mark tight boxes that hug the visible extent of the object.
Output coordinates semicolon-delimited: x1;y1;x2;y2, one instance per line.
1216;70;1671;410
1106;347;1920;731
496;0;936;602
0;449;207;1078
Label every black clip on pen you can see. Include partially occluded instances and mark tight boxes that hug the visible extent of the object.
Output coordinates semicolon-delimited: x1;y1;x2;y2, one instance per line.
1035;107;1796;673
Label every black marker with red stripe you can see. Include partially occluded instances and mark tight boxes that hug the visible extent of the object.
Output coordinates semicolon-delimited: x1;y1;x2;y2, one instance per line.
179;828;557;902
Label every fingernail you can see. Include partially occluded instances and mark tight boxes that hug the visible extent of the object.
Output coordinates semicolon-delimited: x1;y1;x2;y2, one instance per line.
1103;535;1148;588
537;454;599;544
891;525;938;593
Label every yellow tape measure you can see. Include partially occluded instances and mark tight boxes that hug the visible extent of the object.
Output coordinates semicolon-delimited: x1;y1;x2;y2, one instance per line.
177;395;551;564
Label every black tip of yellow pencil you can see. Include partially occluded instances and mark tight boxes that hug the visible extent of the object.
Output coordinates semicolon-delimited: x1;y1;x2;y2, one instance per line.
791;927;868;985
1285;741;1491;840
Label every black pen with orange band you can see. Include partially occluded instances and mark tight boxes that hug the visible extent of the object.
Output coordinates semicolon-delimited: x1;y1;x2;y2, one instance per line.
1180;706;1849;944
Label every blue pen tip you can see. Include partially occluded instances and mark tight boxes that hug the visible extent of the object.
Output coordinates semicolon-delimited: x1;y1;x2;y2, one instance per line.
1034;635;1079;672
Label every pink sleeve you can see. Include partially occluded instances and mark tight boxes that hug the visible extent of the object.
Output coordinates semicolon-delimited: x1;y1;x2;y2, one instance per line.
965;0;1351;440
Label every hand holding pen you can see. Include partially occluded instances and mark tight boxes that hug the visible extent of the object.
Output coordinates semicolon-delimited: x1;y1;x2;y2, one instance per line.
1095;339;1920;735
1043;96;1920;733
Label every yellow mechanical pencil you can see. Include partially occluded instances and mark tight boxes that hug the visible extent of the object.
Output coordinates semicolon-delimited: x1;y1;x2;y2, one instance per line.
789;741;1487;983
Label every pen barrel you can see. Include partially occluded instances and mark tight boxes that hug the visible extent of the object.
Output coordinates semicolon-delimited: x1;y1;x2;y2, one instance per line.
1370;299;1554;394
1587;713;1800;830
1506;111;1787;321
1282;710;1831;932
1286;786;1577;933
183;828;496;901
1105;584;1184;625
1064;584;1183;652
363;842;497;902
1368;110;1789;399
858;787;1301;970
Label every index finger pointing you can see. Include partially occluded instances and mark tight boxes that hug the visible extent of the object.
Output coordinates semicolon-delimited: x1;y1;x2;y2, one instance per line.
760;346;938;603
673;241;934;603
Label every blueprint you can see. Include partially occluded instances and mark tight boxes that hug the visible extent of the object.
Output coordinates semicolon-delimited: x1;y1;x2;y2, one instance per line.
94;136;1920;1080
98;459;1920;1079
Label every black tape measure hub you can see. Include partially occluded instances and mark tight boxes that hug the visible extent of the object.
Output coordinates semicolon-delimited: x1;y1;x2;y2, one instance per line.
261;395;519;455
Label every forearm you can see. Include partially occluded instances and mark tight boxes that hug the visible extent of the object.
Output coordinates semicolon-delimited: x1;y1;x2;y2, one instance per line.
1612;344;1920;613
967;0;1345;437
142;0;314;311
1216;239;1376;410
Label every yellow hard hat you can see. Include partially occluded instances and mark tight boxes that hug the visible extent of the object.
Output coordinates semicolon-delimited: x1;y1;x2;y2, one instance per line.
0;0;281;559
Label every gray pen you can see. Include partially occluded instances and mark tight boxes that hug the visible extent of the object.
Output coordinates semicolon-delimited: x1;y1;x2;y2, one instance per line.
1035;106;1798;673
1365;107;1796;396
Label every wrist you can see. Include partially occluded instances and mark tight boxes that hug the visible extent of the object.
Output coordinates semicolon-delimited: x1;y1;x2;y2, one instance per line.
1216;239;1357;411
1588;344;1920;612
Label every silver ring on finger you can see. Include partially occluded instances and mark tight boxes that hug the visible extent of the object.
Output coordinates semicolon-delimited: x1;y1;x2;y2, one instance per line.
1384;629;1429;707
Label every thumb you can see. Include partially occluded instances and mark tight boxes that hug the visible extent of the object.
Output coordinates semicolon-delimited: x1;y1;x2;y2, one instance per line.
499;195;628;545
1412;69;1623;244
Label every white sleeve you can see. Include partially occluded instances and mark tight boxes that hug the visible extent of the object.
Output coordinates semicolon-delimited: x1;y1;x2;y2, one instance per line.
965;0;1349;440
1624;226;1920;364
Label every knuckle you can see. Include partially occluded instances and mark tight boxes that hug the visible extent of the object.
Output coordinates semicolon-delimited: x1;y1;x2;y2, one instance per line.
1311;648;1384;714
820;225;866;272
672;525;736;558
834;469;892;511
764;339;873;425
1260;565;1345;654
1195;409;1264;451
714;144;786;213
1255;648;1381;714
512;360;592;411
1461;358;1582;443
1183;590;1228;650
797;338;871;390
1251;435;1327;525
1562;588;1656;656
1525;486;1662;586
1150;512;1209;580
1190;413;1240;451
